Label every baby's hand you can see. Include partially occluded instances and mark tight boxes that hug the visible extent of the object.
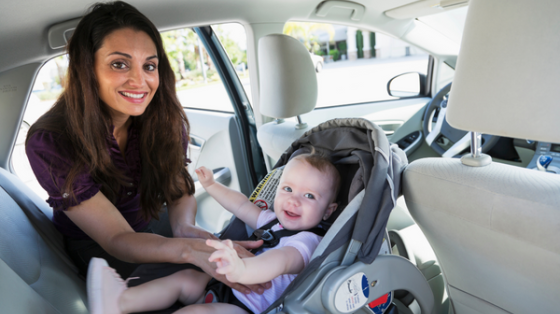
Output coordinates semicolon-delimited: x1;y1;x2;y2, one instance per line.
195;166;215;188
207;239;246;283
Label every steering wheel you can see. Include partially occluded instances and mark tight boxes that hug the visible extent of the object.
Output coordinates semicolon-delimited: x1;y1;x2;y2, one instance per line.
422;82;499;157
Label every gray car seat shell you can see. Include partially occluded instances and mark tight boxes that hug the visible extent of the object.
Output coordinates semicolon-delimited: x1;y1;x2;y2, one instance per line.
243;118;433;314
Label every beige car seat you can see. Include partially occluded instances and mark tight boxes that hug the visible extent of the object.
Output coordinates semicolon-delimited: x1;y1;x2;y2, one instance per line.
257;34;318;161
403;0;560;313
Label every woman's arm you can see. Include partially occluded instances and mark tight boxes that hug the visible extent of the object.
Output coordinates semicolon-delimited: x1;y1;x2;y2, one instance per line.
64;192;266;293
64;191;200;264
167;192;217;240
207;239;305;285
195;167;261;229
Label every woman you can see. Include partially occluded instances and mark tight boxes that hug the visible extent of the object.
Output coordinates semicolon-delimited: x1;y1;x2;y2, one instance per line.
25;1;261;294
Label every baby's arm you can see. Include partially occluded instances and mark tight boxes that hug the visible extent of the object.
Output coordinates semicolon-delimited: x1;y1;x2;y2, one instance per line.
196;166;261;229
207;239;305;285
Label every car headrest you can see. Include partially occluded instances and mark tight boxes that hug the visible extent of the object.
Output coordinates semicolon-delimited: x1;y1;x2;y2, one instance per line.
446;0;560;143
258;34;317;118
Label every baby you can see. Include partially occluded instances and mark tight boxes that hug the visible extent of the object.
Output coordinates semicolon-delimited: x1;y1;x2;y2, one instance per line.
87;152;340;314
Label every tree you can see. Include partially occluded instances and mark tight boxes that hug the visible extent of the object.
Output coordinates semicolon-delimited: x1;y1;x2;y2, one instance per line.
213;25;247;67
161;29;200;80
283;22;335;53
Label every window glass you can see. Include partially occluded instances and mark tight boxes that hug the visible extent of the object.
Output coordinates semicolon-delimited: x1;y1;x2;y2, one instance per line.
13;56;67;200
283;22;430;108
436;62;455;92
161;23;249;112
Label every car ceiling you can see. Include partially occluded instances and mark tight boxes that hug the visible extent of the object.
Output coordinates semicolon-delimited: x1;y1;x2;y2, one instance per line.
0;0;463;73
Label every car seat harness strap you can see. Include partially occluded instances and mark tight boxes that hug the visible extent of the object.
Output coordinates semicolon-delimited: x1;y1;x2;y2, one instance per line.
250;217;326;250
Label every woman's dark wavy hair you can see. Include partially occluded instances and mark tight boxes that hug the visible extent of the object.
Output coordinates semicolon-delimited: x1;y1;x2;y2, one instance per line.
27;1;194;220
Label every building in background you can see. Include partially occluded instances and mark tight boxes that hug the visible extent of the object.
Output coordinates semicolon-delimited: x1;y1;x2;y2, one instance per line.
314;25;427;62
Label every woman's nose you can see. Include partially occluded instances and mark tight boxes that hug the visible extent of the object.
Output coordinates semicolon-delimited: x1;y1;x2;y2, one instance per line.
127;65;146;87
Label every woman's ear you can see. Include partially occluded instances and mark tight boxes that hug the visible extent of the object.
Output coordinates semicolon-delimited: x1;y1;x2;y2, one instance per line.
323;202;338;220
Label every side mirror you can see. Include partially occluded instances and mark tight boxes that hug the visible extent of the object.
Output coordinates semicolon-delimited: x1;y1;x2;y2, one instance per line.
387;72;426;98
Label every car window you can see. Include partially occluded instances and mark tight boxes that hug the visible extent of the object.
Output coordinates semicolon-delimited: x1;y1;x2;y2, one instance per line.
12;56;67;200
161;23;249;112
283;22;430;108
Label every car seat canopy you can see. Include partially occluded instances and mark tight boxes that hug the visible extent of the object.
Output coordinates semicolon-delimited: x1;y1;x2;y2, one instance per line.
275;118;407;263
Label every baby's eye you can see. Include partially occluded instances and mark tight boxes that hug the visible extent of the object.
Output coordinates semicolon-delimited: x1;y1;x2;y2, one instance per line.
111;62;127;69
145;64;157;71
304;193;315;199
283;186;292;192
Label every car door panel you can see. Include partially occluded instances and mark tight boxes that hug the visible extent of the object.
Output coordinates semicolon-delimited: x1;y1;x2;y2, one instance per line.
185;109;252;234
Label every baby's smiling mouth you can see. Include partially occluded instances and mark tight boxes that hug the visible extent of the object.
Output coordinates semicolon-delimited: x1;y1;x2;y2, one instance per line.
284;210;300;218
120;91;146;99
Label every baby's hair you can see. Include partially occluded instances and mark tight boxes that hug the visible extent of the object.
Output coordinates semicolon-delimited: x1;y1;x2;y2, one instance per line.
291;148;341;202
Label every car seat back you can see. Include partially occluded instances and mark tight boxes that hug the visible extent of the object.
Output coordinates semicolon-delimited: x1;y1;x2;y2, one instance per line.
256;34;318;161
0;167;88;313
403;1;560;313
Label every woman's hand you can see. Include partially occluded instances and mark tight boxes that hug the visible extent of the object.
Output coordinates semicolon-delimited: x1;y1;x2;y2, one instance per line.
189;238;271;294
173;223;218;240
207;239;245;283
195;166;215;189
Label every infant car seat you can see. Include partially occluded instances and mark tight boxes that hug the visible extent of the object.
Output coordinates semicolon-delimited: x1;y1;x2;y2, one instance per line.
219;117;434;314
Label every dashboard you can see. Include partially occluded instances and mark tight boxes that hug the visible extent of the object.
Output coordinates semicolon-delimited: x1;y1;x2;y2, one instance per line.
527;142;560;173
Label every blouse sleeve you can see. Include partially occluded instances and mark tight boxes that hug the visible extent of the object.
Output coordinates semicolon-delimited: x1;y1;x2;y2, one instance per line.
26;130;102;210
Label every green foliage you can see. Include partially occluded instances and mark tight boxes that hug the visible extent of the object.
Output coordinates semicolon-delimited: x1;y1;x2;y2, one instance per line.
337;41;347;53
329;49;340;61
35;90;62;101
356;30;364;59
214;25;247;66
161;24;247;85
284;22;335;52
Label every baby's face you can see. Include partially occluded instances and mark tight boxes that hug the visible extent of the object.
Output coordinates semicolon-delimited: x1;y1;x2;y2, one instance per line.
273;159;337;231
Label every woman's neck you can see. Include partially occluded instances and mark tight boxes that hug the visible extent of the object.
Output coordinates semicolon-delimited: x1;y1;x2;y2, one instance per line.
112;117;132;155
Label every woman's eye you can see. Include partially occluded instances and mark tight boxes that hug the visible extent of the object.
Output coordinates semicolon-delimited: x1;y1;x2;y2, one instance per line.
283;186;292;192
111;62;127;69
304;193;315;199
145;64;157;71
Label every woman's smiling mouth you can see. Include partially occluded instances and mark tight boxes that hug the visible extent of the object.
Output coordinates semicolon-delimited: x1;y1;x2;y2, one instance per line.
119;91;147;99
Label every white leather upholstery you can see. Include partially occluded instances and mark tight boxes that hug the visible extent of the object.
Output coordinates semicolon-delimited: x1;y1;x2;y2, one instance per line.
257;121;309;161
0;168;88;314
446;0;560;143
257;34;318;161
404;1;560;313
258;34;317;119
404;158;560;313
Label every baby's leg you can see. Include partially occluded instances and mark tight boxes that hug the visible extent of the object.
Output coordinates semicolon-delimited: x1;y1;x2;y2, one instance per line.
120;269;212;313
173;303;250;314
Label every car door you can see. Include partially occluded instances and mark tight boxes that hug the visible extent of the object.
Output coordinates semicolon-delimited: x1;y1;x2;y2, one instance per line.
173;25;266;234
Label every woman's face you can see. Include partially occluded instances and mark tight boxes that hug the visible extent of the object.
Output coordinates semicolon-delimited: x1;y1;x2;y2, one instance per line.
94;28;159;123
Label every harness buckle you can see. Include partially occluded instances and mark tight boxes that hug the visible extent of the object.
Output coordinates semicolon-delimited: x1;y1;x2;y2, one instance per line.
260;229;275;241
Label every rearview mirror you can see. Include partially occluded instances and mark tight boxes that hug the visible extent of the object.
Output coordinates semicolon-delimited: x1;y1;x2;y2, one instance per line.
387;72;426;98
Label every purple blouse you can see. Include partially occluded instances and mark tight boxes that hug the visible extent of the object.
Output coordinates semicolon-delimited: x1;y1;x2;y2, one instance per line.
26;123;148;239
